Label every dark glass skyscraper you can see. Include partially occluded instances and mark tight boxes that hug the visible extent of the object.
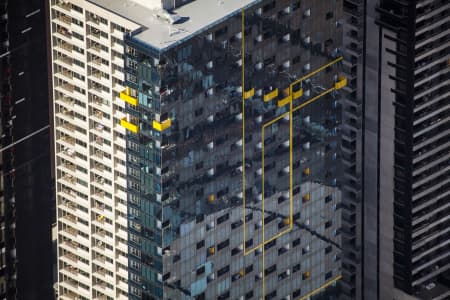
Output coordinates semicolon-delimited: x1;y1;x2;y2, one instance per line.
0;0;54;299
113;0;346;298
341;0;450;299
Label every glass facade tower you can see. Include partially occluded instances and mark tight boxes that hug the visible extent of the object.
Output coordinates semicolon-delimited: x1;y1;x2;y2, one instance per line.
119;0;345;299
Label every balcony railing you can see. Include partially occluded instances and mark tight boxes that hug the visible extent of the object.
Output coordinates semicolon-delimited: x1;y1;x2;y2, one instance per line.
57;15;71;25
55;1;71;11
58;41;73;52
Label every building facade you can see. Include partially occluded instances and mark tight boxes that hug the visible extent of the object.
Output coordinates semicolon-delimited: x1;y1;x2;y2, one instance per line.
341;0;450;299
51;0;346;299
49;0;140;298
0;0;54;298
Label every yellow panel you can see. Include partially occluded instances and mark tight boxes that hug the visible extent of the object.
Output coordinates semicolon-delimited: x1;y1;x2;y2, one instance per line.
119;90;138;106
335;76;347;90
303;271;311;279
263;88;279;102
243;88;255;99
303;167;311;176
120;118;139;133
208;194;215;203
303;193;311;202
152;119;172;131
292;88;303;99
277;95;292;107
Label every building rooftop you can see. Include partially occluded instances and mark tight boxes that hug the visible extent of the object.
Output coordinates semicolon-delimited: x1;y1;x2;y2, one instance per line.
88;0;260;51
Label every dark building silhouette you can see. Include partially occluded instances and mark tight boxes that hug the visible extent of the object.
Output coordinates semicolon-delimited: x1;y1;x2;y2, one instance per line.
0;0;54;298
341;0;450;299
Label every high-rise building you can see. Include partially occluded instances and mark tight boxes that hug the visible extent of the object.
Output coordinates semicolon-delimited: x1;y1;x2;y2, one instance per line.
50;0;347;299
49;1;140;299
0;0;54;299
340;0;450;299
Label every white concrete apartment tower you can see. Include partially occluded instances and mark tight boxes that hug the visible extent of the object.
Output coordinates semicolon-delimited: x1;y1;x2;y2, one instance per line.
49;0;139;299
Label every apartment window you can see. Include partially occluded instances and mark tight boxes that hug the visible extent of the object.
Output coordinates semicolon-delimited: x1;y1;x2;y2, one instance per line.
228;221;240;233
263;1;276;12
215;26;228;38
72;4;83;13
217;213;229;224
231;247;242;256
245;291;254;299
293;263;301;273
126;46;137;56
130;233;141;245
217;239;229;251
72;31;84;41
266;290;276;299
196;240;205;249
130;246;141;258
218;291;230;300
293;288;301;298
217;265;230;277
278;247;288;256
73;45;84;55
72;18;83;27
264;213;276;224
196;266;205;276
130;260;141;271
264;239;276;250
264;264;276;276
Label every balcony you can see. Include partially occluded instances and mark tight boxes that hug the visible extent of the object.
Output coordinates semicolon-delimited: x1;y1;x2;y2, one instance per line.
57;40;73;53
63;265;79;276
119;88;138;106
62;240;78;250
60;188;77;201
292;87;303;100
263;88;279;102
60;123;75;133
56;55;73;67
335;76;348;90
120;118;138;133
243;88;255;99
56;27;72;39
57;14;71;25
60;290;78;300
55;1;71;11
62;252;78;263
61;214;77;227
60;135;75;145
277;94;292;107
152;118;171;132
90;42;102;53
